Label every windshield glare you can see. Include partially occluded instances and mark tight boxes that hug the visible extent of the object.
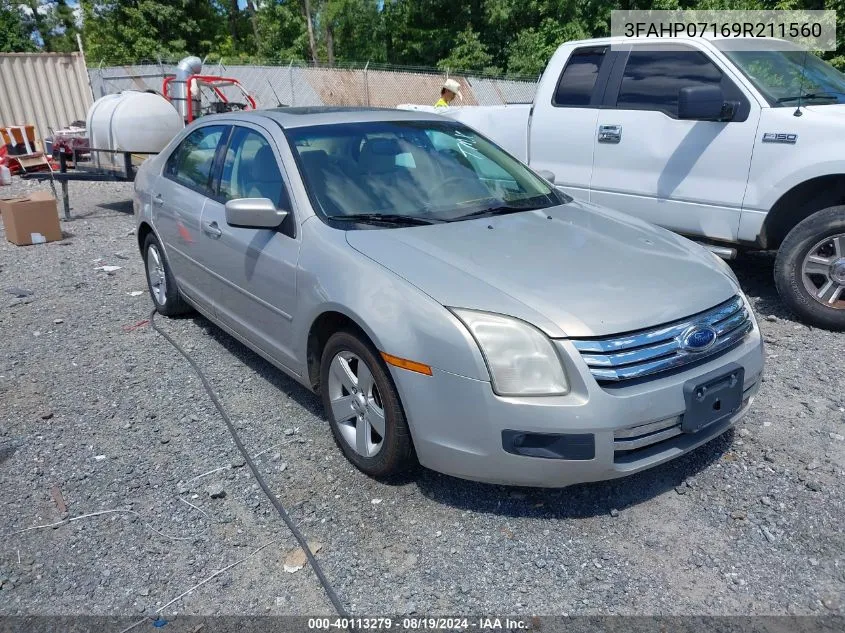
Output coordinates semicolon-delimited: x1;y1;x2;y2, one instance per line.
286;121;562;224
719;44;845;106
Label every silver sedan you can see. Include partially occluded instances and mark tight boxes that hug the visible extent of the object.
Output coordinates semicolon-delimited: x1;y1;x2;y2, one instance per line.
134;107;764;487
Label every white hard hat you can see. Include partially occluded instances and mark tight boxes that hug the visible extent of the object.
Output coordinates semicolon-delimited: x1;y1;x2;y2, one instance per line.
442;78;462;99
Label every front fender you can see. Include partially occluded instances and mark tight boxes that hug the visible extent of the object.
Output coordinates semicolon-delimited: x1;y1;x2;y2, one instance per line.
293;220;490;382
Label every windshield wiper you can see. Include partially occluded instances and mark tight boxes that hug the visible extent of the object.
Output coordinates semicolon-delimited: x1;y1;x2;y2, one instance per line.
330;213;440;226
451;204;539;222
776;92;841;103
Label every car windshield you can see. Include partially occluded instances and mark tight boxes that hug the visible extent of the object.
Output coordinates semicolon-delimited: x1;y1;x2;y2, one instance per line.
716;41;845;107
285;120;563;226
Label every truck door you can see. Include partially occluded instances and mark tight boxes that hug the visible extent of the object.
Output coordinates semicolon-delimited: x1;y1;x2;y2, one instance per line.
590;43;760;242
528;45;617;202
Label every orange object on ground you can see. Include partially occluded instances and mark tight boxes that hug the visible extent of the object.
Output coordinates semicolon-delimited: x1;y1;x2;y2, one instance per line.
0;125;56;175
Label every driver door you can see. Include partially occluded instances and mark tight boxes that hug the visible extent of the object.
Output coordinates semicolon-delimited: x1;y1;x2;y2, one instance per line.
197;123;302;371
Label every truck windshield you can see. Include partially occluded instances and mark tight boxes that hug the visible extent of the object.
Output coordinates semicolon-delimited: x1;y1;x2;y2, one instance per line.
285;120;563;226
717;42;845;107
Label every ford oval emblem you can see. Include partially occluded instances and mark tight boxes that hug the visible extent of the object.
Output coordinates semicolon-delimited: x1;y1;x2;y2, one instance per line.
680;325;717;352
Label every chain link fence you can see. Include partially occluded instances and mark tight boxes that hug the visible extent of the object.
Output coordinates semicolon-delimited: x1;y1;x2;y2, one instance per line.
87;60;538;108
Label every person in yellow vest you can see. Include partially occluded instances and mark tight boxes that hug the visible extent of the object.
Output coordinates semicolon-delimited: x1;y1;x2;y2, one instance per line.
435;78;462;107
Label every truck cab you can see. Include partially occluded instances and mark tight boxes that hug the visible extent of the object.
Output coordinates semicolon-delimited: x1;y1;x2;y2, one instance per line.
425;37;845;330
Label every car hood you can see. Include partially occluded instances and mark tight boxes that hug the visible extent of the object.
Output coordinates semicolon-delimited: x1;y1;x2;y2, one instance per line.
345;199;738;337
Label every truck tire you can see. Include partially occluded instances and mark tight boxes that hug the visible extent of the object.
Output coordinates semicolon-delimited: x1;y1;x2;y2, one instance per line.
774;205;845;331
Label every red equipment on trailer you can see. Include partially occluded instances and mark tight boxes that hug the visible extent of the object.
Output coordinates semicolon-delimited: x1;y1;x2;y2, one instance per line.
162;74;257;123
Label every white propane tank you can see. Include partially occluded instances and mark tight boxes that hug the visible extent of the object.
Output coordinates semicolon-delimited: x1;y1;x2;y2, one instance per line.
0;164;11;186
86;91;183;171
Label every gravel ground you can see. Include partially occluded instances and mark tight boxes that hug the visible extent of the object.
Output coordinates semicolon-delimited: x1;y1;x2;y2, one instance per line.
0;177;843;617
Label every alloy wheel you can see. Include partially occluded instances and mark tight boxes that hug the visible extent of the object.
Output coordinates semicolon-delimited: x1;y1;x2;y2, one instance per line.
801;233;845;310
327;351;385;458
146;244;167;306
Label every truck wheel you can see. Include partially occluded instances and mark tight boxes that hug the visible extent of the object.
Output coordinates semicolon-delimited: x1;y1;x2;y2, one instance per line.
774;205;845;331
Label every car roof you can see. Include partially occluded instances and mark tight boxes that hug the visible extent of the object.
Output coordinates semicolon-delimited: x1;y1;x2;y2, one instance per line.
236;106;449;129
564;35;791;47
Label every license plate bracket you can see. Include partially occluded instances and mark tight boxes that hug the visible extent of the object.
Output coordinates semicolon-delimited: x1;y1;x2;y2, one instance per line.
683;363;744;434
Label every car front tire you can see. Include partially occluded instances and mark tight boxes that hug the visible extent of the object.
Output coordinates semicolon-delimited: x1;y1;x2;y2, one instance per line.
775;205;845;331
320;329;416;478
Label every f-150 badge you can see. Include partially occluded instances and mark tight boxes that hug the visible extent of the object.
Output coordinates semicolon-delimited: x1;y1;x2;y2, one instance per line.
762;133;797;144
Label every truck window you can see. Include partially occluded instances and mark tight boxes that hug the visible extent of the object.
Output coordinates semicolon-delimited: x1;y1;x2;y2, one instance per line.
553;47;608;107
616;48;723;118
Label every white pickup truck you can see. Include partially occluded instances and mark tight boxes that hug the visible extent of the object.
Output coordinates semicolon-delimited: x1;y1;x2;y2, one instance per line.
410;36;845;330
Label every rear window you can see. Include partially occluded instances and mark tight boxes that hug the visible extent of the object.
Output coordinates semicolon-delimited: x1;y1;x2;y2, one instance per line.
553;47;607;107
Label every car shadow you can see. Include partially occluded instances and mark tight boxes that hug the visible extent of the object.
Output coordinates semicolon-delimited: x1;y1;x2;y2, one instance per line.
728;250;797;322
97;200;134;214
184;313;324;418
410;430;734;519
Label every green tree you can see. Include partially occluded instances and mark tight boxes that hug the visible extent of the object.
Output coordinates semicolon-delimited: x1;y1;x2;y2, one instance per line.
382;0;468;67
436;26;500;73
507;17;586;76
322;0;387;64
255;0;310;61
81;0;228;63
0;0;36;52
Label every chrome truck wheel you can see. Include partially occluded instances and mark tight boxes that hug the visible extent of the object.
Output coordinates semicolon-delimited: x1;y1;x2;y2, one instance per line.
775;205;845;331
801;233;845;309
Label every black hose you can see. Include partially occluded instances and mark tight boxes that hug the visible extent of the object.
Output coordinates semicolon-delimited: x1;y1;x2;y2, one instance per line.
149;308;349;617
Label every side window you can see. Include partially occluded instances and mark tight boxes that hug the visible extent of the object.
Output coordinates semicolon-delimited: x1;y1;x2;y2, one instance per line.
553;47;608;107
616;47;723;117
165;125;227;192
219;127;289;207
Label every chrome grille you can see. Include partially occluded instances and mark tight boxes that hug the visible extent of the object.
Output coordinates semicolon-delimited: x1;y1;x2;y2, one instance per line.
571;296;753;383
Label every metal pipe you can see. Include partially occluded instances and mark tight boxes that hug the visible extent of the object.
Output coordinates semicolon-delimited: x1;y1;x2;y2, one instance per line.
697;243;738;260
174;56;203;120
363;61;370;106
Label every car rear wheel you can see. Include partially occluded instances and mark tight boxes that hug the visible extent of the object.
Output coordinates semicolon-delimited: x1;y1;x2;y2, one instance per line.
143;233;191;317
320;330;415;478
774;205;845;331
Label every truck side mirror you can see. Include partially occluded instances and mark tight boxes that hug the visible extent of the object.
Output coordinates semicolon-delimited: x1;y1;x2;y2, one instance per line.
678;85;734;122
536;169;556;184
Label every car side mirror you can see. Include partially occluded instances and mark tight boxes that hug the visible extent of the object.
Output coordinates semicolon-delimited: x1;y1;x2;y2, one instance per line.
678;85;735;122
536;169;555;184
225;198;288;229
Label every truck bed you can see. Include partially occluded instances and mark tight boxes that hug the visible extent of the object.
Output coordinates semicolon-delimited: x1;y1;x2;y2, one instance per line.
397;104;531;163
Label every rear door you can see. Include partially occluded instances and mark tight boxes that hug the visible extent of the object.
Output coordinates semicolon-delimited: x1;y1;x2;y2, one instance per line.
198;123;302;371
152;124;229;311
528;45;617;201
590;43;760;241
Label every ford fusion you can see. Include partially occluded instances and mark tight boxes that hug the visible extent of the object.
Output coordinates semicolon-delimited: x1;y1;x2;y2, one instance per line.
134;107;764;487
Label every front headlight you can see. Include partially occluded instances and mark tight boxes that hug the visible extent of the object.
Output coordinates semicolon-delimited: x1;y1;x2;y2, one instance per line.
451;309;569;396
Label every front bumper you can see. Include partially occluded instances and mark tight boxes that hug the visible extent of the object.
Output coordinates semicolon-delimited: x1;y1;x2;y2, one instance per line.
390;324;764;488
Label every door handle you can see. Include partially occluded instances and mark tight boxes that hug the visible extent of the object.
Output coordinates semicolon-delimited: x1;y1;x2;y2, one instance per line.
152;193;164;207
598;124;622;144
202;220;223;239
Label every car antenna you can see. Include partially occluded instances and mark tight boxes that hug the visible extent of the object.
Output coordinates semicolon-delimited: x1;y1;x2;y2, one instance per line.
267;78;287;108
794;48;809;117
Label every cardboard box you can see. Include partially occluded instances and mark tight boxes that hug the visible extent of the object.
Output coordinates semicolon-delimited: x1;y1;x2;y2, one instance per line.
0;191;62;246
